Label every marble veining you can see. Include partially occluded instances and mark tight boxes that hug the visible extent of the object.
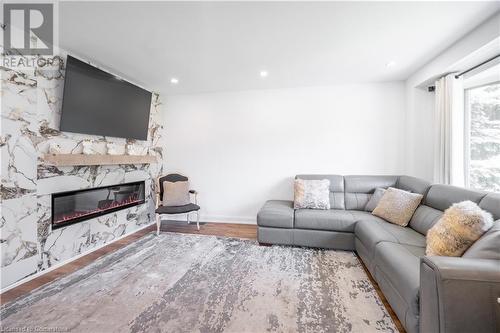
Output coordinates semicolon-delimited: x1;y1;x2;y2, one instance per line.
1;54;165;288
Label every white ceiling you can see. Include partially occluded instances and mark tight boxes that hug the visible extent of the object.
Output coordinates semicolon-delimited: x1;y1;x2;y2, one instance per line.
59;1;500;96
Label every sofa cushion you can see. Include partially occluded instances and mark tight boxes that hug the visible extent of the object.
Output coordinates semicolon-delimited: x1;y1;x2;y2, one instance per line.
344;175;399;210
350;210;387;222
395;175;431;195
463;220;500;260
373;242;424;319
294;209;356;232
355;217;426;261
296;174;345;209
479;193;500;220
409;205;443;235
372;187;423;226
425;184;486;211
257;200;294;228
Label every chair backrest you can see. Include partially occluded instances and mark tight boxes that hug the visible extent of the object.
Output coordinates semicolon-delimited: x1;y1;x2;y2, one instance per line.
158;173;188;200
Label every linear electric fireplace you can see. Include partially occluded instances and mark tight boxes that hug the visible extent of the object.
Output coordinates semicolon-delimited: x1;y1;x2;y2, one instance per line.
52;181;145;229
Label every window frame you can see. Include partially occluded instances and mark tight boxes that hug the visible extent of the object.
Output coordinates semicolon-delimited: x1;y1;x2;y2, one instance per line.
463;80;500;190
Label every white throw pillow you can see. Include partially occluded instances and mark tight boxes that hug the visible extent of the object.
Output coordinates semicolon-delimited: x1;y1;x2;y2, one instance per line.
426;200;494;257
372;187;423;226
163;181;190;206
294;179;330;210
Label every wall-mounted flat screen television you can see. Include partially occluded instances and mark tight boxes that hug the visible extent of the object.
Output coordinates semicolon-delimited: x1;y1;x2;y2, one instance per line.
60;55;152;140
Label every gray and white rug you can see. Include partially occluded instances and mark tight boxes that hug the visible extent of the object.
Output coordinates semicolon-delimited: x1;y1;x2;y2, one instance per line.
1;233;397;333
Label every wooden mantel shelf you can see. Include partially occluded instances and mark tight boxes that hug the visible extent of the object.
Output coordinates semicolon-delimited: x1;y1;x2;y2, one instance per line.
43;154;158;166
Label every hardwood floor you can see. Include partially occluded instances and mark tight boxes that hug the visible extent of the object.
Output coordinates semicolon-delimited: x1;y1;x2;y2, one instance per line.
161;220;258;239
0;220;404;332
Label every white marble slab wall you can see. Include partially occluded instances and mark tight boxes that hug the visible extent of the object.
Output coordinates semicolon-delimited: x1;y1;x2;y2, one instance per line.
1;55;164;289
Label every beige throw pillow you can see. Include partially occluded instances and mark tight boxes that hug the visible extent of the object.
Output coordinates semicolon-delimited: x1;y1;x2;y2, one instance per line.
426;201;494;257
372;187;423;226
294;179;330;210
163;181;190;206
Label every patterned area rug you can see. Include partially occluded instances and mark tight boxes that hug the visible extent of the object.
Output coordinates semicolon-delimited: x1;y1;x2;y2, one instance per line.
1;233;397;332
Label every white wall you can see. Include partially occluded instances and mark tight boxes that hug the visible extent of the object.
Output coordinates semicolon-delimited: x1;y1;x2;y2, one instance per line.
164;82;405;223
404;12;500;181
404;85;435;181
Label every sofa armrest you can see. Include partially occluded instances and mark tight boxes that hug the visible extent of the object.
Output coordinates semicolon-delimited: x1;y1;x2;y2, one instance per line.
420;256;500;333
257;200;294;228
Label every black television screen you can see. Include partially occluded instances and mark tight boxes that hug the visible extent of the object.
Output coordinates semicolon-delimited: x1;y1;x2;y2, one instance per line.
60;55;152;140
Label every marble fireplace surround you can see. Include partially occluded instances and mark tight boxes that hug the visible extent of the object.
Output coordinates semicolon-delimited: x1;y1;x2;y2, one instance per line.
1;54;166;289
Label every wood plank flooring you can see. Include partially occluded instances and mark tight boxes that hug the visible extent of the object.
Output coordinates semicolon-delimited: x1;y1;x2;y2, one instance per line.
0;220;404;333
161;220;258;239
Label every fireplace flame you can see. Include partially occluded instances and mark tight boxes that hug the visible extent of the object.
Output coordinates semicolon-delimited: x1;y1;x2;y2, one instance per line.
54;194;141;224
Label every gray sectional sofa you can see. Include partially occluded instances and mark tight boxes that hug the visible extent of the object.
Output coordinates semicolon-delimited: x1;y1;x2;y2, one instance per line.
257;175;500;333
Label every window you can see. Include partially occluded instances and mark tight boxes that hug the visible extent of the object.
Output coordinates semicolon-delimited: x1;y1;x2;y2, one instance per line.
464;80;500;192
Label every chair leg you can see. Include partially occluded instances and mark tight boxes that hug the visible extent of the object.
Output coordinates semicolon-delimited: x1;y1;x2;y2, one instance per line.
187;212;190;225
196;211;200;230
156;214;161;236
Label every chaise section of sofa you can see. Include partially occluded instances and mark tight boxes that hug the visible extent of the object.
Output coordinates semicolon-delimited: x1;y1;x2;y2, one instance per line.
257;174;500;333
257;200;295;245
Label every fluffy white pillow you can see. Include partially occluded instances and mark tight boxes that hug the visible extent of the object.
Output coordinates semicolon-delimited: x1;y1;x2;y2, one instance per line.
294;179;330;210
426;200;494;257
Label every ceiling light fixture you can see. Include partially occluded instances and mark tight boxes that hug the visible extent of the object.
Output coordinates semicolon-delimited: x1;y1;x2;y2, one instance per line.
385;61;397;68
260;70;268;78
170;78;179;84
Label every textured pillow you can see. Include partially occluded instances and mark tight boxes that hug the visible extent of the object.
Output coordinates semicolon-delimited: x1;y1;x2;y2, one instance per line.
365;188;387;212
163;181;190;206
372;187;423;226
294;179;330;209
426;201;494;257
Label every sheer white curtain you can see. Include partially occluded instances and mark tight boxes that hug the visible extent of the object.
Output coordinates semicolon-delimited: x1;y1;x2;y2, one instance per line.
433;74;464;185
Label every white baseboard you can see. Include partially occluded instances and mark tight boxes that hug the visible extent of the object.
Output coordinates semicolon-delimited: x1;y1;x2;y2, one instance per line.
160;213;256;225
200;215;256;224
0;222;155;294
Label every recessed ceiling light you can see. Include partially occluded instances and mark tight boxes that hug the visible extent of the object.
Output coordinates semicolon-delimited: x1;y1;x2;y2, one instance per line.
386;61;397;68
170;78;179;84
260;70;268;78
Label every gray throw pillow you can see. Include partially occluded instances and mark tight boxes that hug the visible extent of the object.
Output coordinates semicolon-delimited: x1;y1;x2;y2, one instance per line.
163;181;190;206
365;188;387;212
294;179;330;210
